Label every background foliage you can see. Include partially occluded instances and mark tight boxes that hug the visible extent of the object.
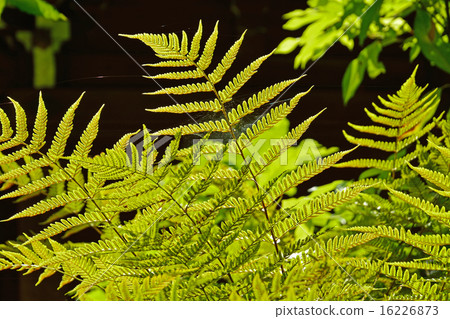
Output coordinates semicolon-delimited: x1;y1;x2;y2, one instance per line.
276;0;450;104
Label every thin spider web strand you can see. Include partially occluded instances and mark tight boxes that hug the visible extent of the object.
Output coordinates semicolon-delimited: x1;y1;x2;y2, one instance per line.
72;0;199;125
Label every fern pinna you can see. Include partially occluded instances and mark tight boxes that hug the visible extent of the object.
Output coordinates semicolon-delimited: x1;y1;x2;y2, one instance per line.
332;67;449;300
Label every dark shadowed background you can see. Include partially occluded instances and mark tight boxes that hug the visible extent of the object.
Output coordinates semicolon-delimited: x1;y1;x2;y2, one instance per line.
0;0;448;300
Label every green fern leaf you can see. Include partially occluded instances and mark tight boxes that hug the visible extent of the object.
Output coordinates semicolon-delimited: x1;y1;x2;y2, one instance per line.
218;51;274;103
0;97;28;152
208;30;246;84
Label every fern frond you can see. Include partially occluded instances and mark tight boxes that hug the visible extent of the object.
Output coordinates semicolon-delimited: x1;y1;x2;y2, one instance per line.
322;233;381;255
347;259;442;298
429;140;450;159
347;122;399;138
343;122;435;152
24;211;108;244
188;20;203;60
228;80;307;125
251;109;324;175
0;170;66;200
0;97;28;152
218;51;274;103
145;69;203;80
208;30;246;84
231;90;311;152
388;188;450;225
197;21;219;70
335;148;421;170
0;94;84;184
273;184;374;238
144;81;214;96
0;95;47;166
154;118;230;136
387;261;448;271
0;108;13;142
147;99;222;113
267;148;356;202
120;33;185;60
376;65;425;111
349;225;450;246
408;163;450;191
4;187;89;221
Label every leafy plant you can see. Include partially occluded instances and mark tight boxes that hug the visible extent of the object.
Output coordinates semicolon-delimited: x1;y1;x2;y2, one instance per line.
0;21;372;301
276;0;450;104
0;21;448;301
333;66;449;300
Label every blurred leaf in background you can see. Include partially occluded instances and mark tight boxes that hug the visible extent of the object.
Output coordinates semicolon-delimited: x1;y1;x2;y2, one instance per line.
276;0;450;105
1;0;68;88
0;0;66;21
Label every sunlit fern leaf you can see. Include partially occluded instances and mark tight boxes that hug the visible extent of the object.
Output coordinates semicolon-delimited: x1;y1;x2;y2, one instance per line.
386;260;448;271
218;51;274;103
208;31;246;84
323;233;381;255
0;108;13;143
364;92;438;129
266;148;356;203
0;97;28;152
145;69;203;80
408;163;450;191
0;170;67;200
343;121;436;152
145;82;214;96
196;22;219;70
348;225;450;246
229;91;313;155
272;184;374;238
429;139;450;160
0;103;103;222
0;94;90;199
147;99;222;113
0;94;83;184
341;66;440;173
3;183;91;221
335;149;422;170
24;211;108;244
250;109;325;176
154;118;230;136
227;77;303;122
2;20;425;301
347;259;444;299
388;187;450;226
0;96;47;167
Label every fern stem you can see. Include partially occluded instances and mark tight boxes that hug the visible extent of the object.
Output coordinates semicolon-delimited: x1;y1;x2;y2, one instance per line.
391;137;399;180
194;63;285;274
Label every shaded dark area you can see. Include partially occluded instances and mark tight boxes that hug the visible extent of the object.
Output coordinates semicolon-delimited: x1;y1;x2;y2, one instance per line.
0;0;449;300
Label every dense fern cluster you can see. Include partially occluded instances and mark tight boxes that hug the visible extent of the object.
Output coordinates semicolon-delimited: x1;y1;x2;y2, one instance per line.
333;67;449;300
0;22;448;301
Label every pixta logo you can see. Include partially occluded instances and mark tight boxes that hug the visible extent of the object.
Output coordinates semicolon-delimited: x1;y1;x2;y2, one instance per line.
192;138;323;166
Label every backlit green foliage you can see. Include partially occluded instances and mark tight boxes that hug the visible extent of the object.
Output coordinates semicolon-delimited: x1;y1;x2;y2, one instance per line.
277;0;450;104
0;22;448;301
332;67;449;300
